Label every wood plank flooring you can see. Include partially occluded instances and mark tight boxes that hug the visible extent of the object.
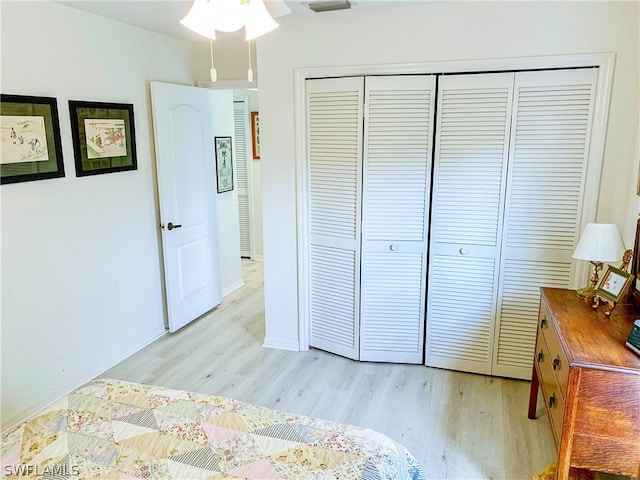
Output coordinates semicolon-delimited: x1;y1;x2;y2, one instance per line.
101;259;556;479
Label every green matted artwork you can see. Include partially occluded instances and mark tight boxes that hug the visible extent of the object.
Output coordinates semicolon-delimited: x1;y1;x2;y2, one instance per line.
69;100;137;177
0;94;65;184
215;136;233;193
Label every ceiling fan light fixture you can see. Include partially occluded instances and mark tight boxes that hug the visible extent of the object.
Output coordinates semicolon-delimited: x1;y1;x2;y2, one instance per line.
209;0;248;32
245;0;279;40
180;0;217;39
181;0;280;40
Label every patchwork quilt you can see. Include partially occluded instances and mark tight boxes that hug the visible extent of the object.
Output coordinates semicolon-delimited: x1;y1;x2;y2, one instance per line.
2;379;425;479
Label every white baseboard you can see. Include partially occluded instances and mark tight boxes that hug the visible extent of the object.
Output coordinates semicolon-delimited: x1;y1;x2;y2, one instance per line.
2;325;166;433
222;279;245;297
262;337;300;351
253;255;264;262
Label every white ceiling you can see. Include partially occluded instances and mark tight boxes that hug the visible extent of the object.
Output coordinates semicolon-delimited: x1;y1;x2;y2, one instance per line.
56;0;428;43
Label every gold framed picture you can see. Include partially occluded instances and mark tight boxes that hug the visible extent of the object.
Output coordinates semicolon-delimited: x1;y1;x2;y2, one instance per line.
594;265;633;316
250;111;260;160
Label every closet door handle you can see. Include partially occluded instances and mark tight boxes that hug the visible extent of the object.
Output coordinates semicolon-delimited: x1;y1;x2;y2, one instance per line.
389;244;398;251
537;351;543;363
459;248;468;255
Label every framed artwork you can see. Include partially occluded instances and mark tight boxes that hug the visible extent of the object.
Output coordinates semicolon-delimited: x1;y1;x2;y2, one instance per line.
637;153;640;196
69;100;137;177
215;136;233;193
0;94;65;184
630;217;640;312
251;111;260;160
594;265;632;316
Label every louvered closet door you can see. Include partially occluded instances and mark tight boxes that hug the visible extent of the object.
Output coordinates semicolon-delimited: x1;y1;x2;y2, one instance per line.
307;77;364;360
234;100;253;258
492;68;597;379
360;75;435;363
426;73;514;375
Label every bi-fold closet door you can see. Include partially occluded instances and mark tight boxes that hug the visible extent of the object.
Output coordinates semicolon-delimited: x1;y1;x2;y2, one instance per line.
426;68;597;379
306;75;436;363
306;68;597;377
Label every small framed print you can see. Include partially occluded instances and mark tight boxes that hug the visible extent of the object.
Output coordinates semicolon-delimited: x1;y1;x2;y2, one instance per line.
215;136;233;194
1;94;65;184
630;217;640;312
251;111;260;160
69;100;137;177
594;265;633;316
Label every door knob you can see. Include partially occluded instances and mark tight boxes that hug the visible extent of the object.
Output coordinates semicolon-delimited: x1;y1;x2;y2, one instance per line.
167;222;182;231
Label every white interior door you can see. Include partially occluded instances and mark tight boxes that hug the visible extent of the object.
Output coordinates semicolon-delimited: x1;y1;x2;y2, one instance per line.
234;100;253;258
492;68;597;379
307;77;364;360
150;81;222;333
360;75;435;363
426;73;514;375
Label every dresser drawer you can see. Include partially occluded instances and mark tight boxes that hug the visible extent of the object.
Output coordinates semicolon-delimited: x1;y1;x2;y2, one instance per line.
538;302;569;399
534;328;565;448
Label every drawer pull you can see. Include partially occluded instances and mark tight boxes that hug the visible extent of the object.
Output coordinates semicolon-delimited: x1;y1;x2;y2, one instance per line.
540;317;547;329
537;351;543;363
549;394;556;408
553;355;560;370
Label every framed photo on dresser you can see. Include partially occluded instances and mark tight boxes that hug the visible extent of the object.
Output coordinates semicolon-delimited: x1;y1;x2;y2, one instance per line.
629;217;640;312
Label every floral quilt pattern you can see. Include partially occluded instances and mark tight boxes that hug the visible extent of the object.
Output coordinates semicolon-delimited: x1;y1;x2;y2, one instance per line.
2;379;425;479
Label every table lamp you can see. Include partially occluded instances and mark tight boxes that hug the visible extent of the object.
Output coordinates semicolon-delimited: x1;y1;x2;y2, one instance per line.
572;223;626;301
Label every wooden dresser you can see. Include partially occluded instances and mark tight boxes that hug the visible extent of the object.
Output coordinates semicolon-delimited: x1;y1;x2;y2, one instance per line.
528;288;640;479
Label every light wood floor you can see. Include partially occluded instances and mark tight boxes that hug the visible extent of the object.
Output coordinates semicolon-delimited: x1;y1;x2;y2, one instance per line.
101;259;556;479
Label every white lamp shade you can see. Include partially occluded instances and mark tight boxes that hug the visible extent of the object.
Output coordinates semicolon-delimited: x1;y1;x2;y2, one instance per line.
245;0;279;40
180;0;217;39
572;223;626;262
210;0;248;32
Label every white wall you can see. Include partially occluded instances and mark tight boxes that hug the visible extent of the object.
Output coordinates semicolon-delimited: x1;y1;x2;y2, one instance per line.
0;1;233;428
194;36;258;83
211;90;243;295
257;1;640;349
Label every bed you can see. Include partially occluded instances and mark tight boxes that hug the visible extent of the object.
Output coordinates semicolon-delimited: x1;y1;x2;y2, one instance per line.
2;379;425;479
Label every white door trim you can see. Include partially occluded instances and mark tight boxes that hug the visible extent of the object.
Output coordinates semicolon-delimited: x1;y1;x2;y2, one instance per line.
295;52;615;351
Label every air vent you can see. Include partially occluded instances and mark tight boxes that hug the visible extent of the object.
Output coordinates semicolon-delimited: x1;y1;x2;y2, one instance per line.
307;1;351;13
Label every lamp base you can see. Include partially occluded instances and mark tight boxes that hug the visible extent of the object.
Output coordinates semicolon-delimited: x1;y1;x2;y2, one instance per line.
575;261;603;303
575;285;596;302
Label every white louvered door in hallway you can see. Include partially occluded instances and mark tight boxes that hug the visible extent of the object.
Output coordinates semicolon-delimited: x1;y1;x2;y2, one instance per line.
360;75;435;363
234;100;253;258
